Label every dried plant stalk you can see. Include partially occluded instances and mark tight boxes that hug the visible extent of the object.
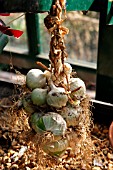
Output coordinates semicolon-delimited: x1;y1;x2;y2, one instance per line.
44;0;69;87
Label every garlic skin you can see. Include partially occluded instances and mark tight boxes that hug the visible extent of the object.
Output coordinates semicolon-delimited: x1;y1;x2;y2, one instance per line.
47;83;68;108
30;112;67;137
59;105;82;127
44;70;51;80
26;69;46;90
70;78;86;100
31;88;47;106
64;63;72;80
30;112;44;133
43;138;68;157
43;112;67;136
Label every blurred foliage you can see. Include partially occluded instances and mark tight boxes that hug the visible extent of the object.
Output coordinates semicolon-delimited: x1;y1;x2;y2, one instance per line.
39;11;99;63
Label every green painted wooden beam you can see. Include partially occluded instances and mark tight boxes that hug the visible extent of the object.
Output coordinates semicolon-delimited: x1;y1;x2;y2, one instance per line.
38;0;96;11
107;1;113;25
25;13;41;55
0;0;100;12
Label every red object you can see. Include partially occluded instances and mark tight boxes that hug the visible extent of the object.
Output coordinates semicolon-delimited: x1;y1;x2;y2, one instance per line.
0;13;10;16
0;24;23;38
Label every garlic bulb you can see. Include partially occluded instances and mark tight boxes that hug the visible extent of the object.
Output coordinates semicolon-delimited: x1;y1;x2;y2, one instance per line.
30;112;67;137
70;99;80;107
59;105;82;127
30;112;44;133
26;69;46;90
31;88;47;106
44;70;51;81
70;78;86;100
47;83;68;108
43;138;68;157
22;93;36;114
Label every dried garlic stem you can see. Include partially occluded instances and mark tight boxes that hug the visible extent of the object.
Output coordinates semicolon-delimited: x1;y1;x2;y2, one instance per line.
36;62;51;72
44;0;69;88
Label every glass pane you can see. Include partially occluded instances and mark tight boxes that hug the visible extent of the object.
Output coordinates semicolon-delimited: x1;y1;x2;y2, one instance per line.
2;13;28;53
39;11;99;65
39;13;50;54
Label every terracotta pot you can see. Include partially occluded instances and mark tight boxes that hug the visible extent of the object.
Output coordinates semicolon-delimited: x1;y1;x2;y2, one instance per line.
109;122;113;147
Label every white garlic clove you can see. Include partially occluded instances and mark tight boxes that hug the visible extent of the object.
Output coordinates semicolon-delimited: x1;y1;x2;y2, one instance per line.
44;70;51;81
59;105;82;127
31;88;47;106
30;112;67;137
64;63;72;75
70;78;86;100
43;138;68;157
26;69;46;90
63;63;72;83
47;83;68;108
43;112;67;136
30;112;45;133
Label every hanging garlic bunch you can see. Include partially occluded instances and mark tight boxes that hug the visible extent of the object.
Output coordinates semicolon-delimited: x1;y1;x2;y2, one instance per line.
26;69;46;90
22;0;91;159
70;78;86;100
47;82;68;108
